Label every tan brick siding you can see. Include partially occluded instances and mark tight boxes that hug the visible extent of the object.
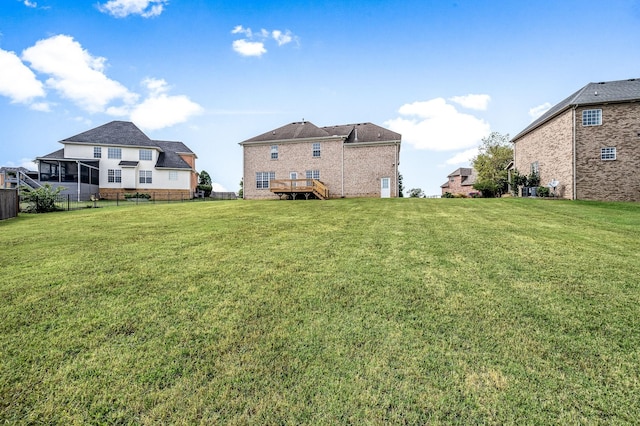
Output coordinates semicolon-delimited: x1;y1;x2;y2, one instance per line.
514;109;574;199
575;103;640;201
441;177;475;196
242;139;399;199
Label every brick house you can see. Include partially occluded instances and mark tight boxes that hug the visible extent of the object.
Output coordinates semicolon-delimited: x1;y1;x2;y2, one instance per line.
34;121;198;200
440;167;478;196
239;121;401;199
511;78;640;201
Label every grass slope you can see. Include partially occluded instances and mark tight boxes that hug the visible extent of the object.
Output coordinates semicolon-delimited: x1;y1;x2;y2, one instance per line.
1;198;639;424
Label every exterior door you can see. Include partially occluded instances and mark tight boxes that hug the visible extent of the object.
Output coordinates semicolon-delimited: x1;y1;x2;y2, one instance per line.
381;177;391;198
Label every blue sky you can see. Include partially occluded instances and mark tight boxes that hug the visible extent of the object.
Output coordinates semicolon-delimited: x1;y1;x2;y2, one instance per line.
1;0;639;195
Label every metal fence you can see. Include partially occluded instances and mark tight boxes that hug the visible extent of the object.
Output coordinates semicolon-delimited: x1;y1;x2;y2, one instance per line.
19;191;238;212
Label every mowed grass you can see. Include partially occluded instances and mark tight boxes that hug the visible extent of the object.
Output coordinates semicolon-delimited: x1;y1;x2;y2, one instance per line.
1;198;639;424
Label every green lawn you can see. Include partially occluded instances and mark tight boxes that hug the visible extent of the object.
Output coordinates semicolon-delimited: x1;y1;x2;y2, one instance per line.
1;198;639;424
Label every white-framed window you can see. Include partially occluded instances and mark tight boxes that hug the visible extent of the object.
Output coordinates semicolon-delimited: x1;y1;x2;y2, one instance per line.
305;170;320;180
169;171;178;181
270;145;278;160
312;142;321;157
601;147;616;160
108;147;122;159
108;169;121;183
139;170;152;184
531;161;539;175
93;147;101;158
256;171;275;189
139;149;152;161
582;109;602;126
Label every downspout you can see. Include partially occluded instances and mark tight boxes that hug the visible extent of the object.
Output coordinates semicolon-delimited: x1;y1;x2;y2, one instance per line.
395;142;399;197
341;140;345;197
572;106;577;200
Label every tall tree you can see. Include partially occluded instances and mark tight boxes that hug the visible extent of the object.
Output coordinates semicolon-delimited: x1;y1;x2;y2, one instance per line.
472;132;513;197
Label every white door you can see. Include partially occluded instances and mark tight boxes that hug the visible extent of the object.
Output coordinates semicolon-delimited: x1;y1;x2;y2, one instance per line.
290;172;297;187
381;177;391;198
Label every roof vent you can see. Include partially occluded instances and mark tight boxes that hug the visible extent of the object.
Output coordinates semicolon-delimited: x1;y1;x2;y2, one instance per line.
598;82;606;84
594;91;598;96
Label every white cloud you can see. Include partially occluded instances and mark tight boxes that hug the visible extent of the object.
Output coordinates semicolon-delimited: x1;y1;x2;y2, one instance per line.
449;94;491;111
129;77;202;130
231;25;298;57
211;182;227;192
385;98;490;151
21;35;138;113
272;30;294;46
0;159;38;170
0;48;46;104
24;0;37;7
97;0;168;18
529;102;552;121
232;39;267;57
444;148;479;166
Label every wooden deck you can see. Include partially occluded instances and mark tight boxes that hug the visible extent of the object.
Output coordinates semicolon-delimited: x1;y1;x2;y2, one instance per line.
269;179;329;200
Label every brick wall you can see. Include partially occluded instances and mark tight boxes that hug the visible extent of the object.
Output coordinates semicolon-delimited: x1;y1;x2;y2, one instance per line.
575;103;640;201
242;139;399;199
442;176;474;196
99;188;192;201
513;109;574;199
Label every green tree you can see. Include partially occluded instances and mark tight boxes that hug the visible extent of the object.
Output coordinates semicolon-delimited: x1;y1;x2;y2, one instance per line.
398;173;404;197
238;178;244;198
472;132;513;197
408;188;424;198
197;170;212;196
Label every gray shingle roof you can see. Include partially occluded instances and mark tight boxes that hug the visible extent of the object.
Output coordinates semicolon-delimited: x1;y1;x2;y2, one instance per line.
62;121;155;147
55;121;195;170
240;121;401;144
38;148;65;160
154;141;192;169
512;78;640;141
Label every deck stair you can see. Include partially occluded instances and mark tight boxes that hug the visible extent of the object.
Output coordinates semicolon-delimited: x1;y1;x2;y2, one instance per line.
270;179;329;200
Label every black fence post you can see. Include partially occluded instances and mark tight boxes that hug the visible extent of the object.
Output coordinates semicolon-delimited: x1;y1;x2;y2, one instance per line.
67;194;70;211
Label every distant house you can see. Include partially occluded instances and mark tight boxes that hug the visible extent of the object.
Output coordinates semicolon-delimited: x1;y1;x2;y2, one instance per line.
239;121;401;199
33;121;198;200
441;167;478;196
511;78;640;201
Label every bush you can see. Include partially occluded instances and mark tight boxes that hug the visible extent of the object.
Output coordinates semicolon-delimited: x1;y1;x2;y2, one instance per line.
536;186;550;197
442;192;454;198
124;192;151;199
197;184;212;197
20;184;63;213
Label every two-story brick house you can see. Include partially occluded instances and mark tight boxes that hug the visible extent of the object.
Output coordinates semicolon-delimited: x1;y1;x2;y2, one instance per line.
511;78;640;201
440;167;478;196
34;121;198;200
240;121;401;199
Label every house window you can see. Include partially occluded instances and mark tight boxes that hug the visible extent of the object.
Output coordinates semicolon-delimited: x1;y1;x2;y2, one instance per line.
582;109;602;126
601;147;616;160
93;147;101;158
271;145;278;160
139;149;152;161
256;171;275;189
108;147;122;159
531;161;539;175
169;171;178;181
305;170;320;180
312;143;321;157
108;169;121;183
139;170;152;184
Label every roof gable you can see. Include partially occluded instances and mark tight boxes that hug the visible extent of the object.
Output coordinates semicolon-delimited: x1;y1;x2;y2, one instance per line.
513;78;640;141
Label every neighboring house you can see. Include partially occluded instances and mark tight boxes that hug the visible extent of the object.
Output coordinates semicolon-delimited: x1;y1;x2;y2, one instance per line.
239;121;401;199
34;121;198;200
0;167;38;190
511;78;640;201
440;167;477;196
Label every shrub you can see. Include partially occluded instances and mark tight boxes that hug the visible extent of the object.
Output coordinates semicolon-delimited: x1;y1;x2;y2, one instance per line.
442;192;454;198
124;192;151;199
536;186;550;197
20;184;63;213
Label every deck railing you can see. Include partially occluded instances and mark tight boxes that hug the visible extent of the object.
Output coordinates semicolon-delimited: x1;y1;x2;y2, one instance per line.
269;179;329;199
